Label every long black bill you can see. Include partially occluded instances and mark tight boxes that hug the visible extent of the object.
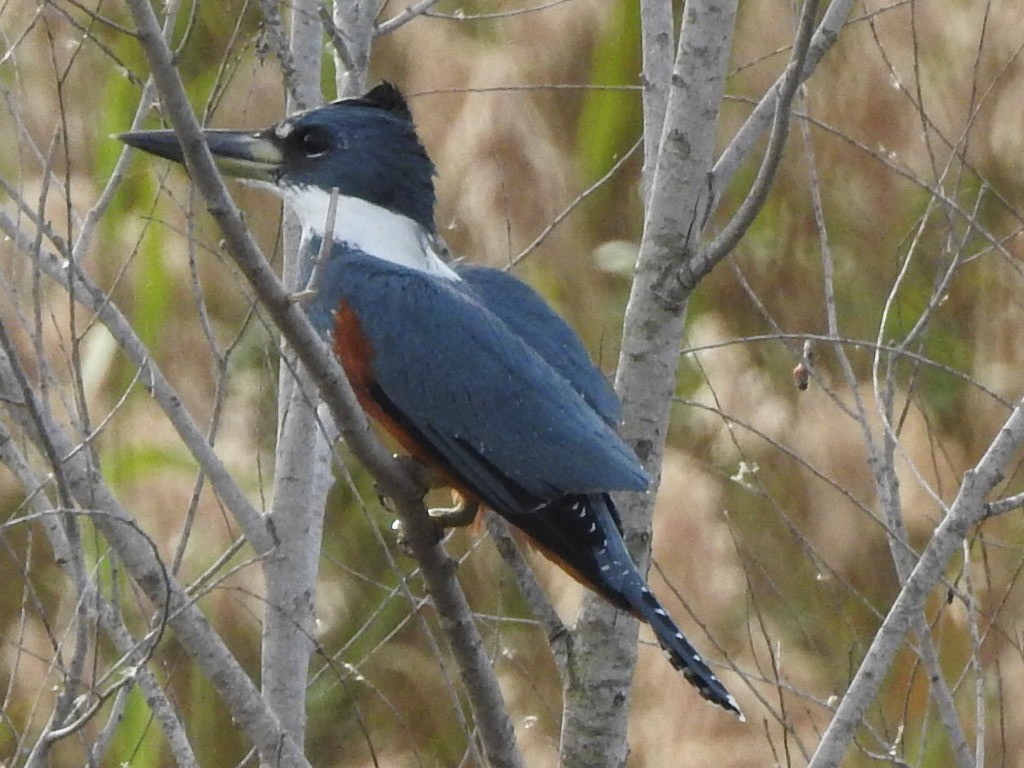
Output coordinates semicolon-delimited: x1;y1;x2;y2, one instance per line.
117;129;284;183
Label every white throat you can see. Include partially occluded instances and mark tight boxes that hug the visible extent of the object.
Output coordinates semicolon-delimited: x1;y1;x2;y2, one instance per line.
285;189;459;280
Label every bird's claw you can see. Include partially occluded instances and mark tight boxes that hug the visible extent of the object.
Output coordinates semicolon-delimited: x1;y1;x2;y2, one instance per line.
384;455;477;552
391;498;478;556
428;498;480;528
392;454;480;527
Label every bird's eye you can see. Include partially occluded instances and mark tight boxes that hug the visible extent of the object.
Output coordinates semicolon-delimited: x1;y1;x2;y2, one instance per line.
294;126;330;157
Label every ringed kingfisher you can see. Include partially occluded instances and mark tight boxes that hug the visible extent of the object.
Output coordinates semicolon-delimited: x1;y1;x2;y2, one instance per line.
120;83;740;717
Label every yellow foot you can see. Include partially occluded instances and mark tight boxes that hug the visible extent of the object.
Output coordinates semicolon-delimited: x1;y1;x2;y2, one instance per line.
392;496;477;556
390;455;479;527
428;498;480;528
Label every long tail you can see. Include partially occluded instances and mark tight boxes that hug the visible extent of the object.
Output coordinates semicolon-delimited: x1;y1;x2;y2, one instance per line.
627;563;744;719
511;493;743;718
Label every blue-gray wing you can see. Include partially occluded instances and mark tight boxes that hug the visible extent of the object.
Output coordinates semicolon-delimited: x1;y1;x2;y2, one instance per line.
334;253;648;514
454;263;623;427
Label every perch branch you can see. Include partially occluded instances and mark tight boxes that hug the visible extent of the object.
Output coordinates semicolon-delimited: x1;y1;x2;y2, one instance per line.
123;1;523;765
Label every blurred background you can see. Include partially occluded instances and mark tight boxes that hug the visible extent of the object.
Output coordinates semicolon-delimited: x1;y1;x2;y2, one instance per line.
2;0;1024;765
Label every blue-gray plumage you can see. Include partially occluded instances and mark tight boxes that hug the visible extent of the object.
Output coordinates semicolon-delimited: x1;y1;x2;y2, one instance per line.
118;83;741;718
302;239;622;430
454;264;624;428
308;246;646;510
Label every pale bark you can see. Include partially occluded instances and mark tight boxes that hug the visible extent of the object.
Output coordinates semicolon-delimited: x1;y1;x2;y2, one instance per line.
259;0;328;747
808;395;1024;766
0;344;309;768
560;3;738;766
125;1;523;764
563;0;851;764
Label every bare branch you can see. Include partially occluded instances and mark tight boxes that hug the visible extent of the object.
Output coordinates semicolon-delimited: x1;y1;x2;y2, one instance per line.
484;512;569;681
984;492;1024;518
711;0;855;195
123;1;523;764
258;0;332;747
331;0;374;95
698;0;820;278
0;212;276;555
808;395;1024;766
561;1;740;765
0;338;309;767
511;138;641;268
374;0;446;36
255;0;307;110
639;0;674;200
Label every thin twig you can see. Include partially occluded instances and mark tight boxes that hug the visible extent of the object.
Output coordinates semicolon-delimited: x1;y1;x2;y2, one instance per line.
711;0;855;195
374;0;445;36
484;512;569;681
420;0;576;23
962;539;985;767
0;212;276;555
698;0;821;277
511;139;641;268
808;394;1024;766
984;492;1024;518
124;2;524;764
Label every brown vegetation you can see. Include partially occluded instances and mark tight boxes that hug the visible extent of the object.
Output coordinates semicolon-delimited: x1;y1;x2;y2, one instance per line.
2;0;1023;765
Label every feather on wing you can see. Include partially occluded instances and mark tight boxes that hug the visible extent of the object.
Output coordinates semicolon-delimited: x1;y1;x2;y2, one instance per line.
320;248;648;513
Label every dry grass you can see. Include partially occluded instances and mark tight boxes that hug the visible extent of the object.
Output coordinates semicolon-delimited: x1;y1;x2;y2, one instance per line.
2;0;1024;765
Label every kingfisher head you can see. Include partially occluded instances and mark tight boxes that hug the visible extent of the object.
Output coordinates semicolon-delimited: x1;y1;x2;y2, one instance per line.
119;83;439;245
